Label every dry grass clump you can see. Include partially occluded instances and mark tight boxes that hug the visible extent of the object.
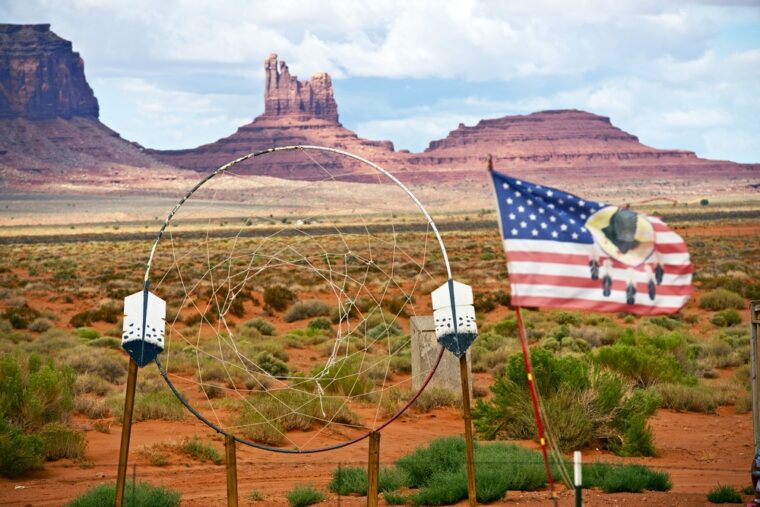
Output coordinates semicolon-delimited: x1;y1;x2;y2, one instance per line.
698;288;745;311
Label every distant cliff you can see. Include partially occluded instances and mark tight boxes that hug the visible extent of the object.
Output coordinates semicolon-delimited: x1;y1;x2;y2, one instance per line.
0;24;99;119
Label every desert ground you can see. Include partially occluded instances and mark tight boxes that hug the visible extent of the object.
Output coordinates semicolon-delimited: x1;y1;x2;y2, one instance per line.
0;193;758;506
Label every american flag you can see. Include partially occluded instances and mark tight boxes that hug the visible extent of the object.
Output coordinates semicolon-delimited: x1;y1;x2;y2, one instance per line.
490;170;693;315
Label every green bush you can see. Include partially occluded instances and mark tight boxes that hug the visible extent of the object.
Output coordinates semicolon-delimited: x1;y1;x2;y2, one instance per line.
2;304;41;329
284;299;330;322
366;436;672;505
413;387;461;412
111;390;185;422
75;327;100;340
655;383;720;413
287;484;324;507
244;318;276;335
0;418;44;477
179;435;222;464
65;481;181;507
263;286;296;311
310;355;374;397
583;462;671;492
593;332;694;387
706;484;743;503
328;465;409;495
0;354;75;430
383;491;409;505
254;351;289;377
473;348;659;454
710;309;741;327
699;289;745;311
39;422;86;460
237;390;359;446
308;317;332;331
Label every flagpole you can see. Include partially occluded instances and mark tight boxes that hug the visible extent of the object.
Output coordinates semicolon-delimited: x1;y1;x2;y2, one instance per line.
515;306;558;506
486;157;558;506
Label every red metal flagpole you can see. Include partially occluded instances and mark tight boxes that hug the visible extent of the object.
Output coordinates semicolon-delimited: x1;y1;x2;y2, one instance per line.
515;306;559;506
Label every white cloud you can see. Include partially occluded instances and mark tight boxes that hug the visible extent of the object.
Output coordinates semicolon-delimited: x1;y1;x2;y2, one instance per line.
1;0;758;161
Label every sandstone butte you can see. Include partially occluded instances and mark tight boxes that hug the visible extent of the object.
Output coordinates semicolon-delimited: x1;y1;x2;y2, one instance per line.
0;23;757;193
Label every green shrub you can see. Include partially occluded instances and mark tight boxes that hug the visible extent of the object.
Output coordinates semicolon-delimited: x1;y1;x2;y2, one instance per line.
65;481;181;507
615;415;657;457
284;299;330;322
328;465;409;495
593;336;693;387
413;387;461;412
706;484;743;503
39;422;86;460
711;309;741;327
237;390;359;445
111;390;185;422
583;462;671;492
287;484;324;507
383;491;409;505
308;317;332;331
263;286;296;311
75;327;100;340
2;304;41;329
310;355;374;397
329;465;367;495
0;354;75;430
0;418;44;477
254;351;289;377
655;383;720;413
179;435;222;464
242;318;276;336
699;289;745;311
473;348;658;454
248;489;265;502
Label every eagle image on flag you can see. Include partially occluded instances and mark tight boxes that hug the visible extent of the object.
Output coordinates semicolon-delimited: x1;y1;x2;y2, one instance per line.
490;170;693;315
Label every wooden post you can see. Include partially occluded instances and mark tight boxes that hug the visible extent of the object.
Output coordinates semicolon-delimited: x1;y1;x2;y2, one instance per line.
225;434;238;507
459;355;477;507
115;359;138;507
751;300;760;452
750;301;760;504
367;431;381;507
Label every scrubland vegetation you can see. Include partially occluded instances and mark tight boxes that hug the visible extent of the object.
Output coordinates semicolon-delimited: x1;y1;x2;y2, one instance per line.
0;217;757;505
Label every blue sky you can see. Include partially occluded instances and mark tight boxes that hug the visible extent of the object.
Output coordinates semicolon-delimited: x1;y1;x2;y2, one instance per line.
3;1;759;162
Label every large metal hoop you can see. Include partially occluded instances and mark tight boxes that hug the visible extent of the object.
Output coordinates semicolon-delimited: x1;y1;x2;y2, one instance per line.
147;145;451;453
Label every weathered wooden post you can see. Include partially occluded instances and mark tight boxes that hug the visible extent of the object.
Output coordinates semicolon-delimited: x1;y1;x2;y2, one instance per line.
115;359;138;507
750;300;760;505
225;434;238;507
367;431;381;507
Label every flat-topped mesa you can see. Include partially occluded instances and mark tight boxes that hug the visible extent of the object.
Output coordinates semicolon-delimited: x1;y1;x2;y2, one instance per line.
261;53;339;123
0;24;99;119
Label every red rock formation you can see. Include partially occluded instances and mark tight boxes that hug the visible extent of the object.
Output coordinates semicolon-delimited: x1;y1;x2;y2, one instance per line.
262;54;339;122
0;24;99;119
0;24;169;191
150;55;397;179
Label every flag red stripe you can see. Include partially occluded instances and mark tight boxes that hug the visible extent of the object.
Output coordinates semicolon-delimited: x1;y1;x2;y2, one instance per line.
655;243;689;254
508;273;694;296
512;295;685;316
505;251;693;274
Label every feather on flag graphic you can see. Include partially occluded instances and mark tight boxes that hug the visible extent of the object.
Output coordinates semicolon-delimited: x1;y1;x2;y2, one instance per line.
490;170;693;315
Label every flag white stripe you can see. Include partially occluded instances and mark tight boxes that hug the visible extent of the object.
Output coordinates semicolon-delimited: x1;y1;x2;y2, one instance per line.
507;261;692;285
510;283;690;307
503;239;690;265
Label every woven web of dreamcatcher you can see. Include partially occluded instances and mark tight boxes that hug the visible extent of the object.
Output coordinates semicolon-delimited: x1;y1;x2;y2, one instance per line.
145;146;450;452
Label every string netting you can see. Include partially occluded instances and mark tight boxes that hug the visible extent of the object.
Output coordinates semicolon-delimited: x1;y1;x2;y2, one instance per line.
146;146;450;452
